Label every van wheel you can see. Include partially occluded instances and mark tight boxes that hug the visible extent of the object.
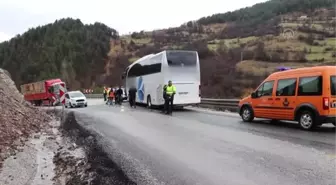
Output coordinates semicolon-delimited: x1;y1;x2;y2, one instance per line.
241;106;254;122
298;110;316;130
147;95;152;109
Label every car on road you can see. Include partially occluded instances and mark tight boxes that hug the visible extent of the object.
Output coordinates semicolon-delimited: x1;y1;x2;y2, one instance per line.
65;91;88;108
238;66;336;130
121;87;127;100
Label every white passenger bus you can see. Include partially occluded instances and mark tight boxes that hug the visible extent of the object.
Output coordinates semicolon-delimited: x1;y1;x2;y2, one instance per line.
122;50;201;108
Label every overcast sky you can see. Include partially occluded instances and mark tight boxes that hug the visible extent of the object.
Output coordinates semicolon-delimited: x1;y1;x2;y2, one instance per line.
0;0;267;42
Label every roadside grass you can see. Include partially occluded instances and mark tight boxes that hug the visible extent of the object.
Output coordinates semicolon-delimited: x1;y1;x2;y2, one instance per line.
128;57;139;63
323;37;336;46
236;60;321;76
133;38;151;44
306;52;334;61
208;36;258;50
280;22;325;30
122;36;151;45
204;23;228;33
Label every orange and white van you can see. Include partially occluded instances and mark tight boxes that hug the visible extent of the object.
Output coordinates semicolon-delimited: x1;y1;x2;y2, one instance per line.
238;66;336;130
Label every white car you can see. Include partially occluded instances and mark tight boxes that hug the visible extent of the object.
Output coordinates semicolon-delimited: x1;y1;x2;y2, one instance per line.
121;87;127;100
65;91;88;108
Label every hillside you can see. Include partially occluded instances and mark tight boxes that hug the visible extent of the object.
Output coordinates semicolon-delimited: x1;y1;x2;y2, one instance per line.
0;18;119;90
116;0;336;98
0;0;335;98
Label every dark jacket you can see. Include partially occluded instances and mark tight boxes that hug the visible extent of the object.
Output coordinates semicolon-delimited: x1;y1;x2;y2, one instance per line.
116;88;123;96
129;87;137;98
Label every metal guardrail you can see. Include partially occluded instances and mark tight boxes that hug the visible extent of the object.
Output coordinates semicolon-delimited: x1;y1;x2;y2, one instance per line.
200;98;240;111
84;94;103;99
85;94;240;111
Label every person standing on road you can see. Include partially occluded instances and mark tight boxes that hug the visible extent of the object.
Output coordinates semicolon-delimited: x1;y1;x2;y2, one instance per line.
108;87;115;105
116;86;123;105
164;80;176;114
106;87;110;105
128;86;137;108
103;86;107;102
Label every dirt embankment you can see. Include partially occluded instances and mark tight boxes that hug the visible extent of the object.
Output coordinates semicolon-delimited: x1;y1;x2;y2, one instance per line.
0;68;52;167
0;68;134;185
54;111;136;185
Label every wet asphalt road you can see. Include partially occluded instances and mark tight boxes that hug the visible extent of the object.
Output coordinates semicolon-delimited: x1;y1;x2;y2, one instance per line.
69;99;336;185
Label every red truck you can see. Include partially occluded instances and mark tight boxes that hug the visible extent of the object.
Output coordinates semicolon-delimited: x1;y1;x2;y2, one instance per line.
20;79;66;106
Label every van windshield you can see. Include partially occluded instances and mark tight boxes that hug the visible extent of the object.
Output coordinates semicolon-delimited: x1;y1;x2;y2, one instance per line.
331;76;336;96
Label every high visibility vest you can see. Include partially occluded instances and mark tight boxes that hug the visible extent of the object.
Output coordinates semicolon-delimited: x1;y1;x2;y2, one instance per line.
166;85;176;95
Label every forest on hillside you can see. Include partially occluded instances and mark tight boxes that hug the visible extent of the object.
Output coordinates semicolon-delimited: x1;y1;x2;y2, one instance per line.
0;18;118;89
198;0;335;25
196;0;335;38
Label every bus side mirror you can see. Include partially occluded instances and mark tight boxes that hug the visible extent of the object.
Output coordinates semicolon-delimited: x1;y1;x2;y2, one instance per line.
251;92;257;99
121;74;125;80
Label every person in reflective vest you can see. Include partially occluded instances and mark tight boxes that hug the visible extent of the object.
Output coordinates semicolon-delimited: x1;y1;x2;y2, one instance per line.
164;80;176;114
103;86;107;101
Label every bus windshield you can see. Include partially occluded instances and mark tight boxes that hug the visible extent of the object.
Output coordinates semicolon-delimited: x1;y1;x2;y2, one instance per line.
166;51;197;67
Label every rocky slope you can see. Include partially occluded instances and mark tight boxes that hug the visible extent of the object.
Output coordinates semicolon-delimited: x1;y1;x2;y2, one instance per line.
0;68;52;167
